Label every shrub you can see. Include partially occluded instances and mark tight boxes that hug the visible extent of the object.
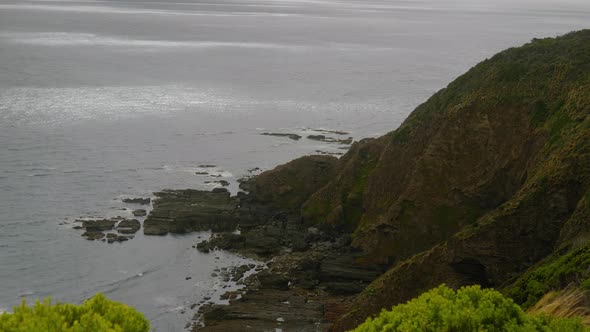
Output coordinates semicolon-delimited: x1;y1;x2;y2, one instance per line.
352;284;587;332
0;293;149;332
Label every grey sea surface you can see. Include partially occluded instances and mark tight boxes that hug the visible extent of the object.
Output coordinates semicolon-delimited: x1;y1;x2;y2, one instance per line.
0;0;589;330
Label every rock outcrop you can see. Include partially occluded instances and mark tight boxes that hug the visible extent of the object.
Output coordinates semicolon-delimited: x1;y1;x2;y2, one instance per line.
143;189;248;235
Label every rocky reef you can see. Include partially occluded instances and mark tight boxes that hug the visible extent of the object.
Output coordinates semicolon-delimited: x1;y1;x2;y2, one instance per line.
76;217;140;243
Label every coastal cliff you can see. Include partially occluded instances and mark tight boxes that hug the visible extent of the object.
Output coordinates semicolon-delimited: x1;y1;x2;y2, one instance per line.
328;29;590;330
145;30;590;331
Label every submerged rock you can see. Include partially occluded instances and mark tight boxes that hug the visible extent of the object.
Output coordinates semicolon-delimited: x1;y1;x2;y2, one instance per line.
260;132;302;141
307;135;353;145
106;233;131;243
82;231;105;240
81;219;117;232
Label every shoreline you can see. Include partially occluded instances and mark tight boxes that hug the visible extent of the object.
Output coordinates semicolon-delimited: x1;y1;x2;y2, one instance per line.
136;157;383;331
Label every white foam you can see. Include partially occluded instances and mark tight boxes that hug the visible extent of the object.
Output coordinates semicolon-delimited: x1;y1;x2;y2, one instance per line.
208;170;233;178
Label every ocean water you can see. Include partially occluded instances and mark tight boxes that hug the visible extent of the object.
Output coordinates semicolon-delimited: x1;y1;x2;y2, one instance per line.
0;0;589;330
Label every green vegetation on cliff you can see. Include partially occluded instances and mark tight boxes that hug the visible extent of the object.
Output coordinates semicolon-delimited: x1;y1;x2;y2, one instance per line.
304;30;590;267
238;30;590;331
505;242;590;309
0;293;149;332
354;285;587;332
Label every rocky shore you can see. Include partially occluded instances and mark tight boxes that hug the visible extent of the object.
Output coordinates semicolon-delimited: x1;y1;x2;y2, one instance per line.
193;223;384;331
131;156;384;331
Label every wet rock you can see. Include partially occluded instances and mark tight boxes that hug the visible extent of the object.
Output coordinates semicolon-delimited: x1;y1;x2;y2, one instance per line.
122;197;151;205
307;134;326;141
315;150;344;156
117;219;141;234
248;167;261;173
82;231;105;240
205;180;230;187
261;132;302;141
81;219;117;232
220;291;240;300
143;189;255;236
106;233;131;243
132;209;147;217
195;172;209;175
314;129;349;135
307;135;353;145
231;265;251;282
197;233;245;253
198;165;217;168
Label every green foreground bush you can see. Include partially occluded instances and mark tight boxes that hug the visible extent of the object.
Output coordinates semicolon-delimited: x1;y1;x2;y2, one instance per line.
0;293;149;332
353;285;587;332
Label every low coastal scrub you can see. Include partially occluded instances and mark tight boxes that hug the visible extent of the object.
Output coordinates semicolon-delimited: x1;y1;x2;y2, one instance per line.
0;293;149;332
353;285;587;332
505;243;590;309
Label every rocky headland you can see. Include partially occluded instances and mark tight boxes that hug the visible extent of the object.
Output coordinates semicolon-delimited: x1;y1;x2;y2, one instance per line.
75;30;590;331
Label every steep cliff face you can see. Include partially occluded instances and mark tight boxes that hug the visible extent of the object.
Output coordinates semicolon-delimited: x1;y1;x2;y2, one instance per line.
326;30;590;330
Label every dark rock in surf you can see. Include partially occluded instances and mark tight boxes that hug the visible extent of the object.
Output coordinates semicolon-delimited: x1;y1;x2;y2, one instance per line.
132;209;147;217
122;197;151;205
